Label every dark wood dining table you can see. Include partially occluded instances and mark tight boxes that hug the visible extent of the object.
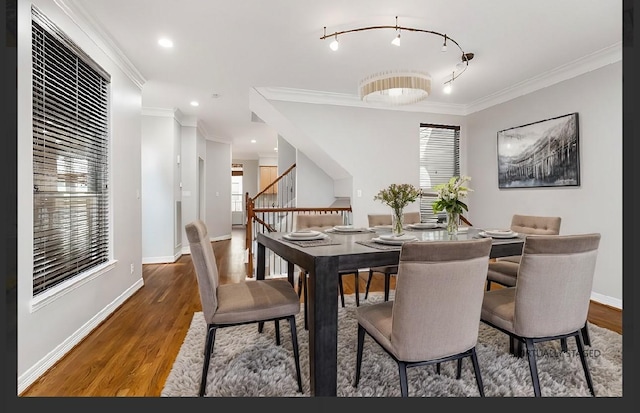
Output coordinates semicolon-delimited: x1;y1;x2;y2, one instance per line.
256;226;525;396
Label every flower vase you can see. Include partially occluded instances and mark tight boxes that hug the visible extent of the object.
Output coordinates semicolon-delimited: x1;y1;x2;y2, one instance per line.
446;211;459;235
392;208;404;235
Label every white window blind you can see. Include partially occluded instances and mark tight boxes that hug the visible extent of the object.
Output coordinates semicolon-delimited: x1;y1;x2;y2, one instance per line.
419;123;460;221
32;7;111;296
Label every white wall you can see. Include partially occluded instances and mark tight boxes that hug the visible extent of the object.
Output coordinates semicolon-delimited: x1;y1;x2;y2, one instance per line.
17;0;144;392
141;112;181;263
268;100;467;228
205;140;232;240
296;150;337;207
466;62;622;308
180;124;207;251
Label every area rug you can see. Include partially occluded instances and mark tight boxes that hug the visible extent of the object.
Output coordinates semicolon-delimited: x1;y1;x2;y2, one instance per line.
161;293;622;397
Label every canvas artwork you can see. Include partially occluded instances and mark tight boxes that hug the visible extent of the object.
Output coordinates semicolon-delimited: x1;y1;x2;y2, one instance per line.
497;112;580;189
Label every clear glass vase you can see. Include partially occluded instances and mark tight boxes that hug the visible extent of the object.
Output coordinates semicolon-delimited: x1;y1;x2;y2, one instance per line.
446;211;459;235
392;208;404;235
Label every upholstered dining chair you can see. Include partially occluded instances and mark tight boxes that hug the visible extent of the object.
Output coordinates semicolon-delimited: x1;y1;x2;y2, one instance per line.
481;233;601;397
354;238;493;397
185;220;303;396
485;214;561;291
294;213;361;330
363;211;422;301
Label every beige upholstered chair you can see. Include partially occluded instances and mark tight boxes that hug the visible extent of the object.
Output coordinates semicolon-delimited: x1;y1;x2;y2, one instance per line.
485;214;561;291
354;238;493;397
481;233;601;397
294;213;360;329
363;212;422;301
185;220;303;396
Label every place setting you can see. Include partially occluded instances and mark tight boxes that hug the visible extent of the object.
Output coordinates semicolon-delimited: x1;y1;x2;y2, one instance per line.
325;225;372;234
357;232;419;250
477;228;521;239
281;230;342;247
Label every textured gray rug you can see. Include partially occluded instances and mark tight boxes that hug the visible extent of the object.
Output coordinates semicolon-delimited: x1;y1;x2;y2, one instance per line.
161;293;622;397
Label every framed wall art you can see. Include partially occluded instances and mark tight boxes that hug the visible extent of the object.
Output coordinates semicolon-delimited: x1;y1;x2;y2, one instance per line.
497;112;580;189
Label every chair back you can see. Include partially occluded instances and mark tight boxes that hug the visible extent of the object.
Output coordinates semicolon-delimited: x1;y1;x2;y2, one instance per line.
390;238;492;361
403;211;421;225
510;214;561;235
185;220;219;324
513;233;601;337
295;213;343;231
368;214;392;227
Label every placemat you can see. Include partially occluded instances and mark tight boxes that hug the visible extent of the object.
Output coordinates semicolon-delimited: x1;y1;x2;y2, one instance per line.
356;240;403;250
280;237;343;247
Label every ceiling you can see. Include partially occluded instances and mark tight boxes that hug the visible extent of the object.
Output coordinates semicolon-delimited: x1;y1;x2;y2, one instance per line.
68;0;621;160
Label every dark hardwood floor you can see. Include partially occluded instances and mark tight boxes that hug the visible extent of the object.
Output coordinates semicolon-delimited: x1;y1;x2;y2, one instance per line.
20;227;622;396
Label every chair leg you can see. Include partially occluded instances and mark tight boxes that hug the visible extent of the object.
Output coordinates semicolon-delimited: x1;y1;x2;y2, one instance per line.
560;338;568;352
398;361;409;397
575;331;595;396
384;273;390;301
581;322;591;346
199;325;217;397
470;348;485;397
288;316;303;393
456;358;462;379
338;274;345;307
436;363;440;375
354;272;360;307
524;338;542;397
364;269;374;300
486;280;492;291
274;320;281;345
354;324;366;387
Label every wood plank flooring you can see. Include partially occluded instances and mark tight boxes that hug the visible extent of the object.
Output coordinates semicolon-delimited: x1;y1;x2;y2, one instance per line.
20;227;622;396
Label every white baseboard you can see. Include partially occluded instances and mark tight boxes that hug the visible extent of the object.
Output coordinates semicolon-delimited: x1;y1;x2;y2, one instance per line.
17;279;145;394
142;251;182;264
590;291;622;310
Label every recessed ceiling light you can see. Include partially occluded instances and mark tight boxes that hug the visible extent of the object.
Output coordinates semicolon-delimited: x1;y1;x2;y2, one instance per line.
190;101;199;107
158;38;173;48
274;147;278;151
250;139;256;143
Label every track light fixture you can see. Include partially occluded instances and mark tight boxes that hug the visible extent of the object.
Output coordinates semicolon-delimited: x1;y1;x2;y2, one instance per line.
320;16;474;103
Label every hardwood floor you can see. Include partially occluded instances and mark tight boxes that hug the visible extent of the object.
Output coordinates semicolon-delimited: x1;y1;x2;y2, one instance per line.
20;227;622;396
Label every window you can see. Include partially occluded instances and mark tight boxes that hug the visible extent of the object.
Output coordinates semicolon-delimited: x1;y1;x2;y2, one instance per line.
231;164;243;212
32;7;111;297
419;123;460;221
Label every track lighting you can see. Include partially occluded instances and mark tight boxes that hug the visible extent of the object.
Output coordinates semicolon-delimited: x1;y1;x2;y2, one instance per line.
321;16;474;102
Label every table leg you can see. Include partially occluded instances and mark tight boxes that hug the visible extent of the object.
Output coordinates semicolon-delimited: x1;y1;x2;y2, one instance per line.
257;242;265;280
307;256;339;396
287;261;295;286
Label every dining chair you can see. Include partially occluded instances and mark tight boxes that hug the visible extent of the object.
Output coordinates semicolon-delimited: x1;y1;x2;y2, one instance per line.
363;211;422;301
294;213;361;330
185;220;303;396
481;233;600;397
485;214;561;291
353;238;493;397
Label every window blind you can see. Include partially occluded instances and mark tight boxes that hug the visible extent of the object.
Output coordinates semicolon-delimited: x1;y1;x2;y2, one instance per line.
419;124;460;222
32;7;111;296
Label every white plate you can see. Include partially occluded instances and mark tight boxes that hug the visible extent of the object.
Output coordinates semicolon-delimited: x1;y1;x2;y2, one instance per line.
479;231;519;239
332;225;364;232
370;225;392;231
372;236;417;246
379;234;417;241
409;223;438;229
484;229;514;236
283;232;328;241
457;226;469;233
287;230;321;238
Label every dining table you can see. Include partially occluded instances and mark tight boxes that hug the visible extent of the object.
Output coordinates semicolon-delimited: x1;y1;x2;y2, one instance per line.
256;226;525;396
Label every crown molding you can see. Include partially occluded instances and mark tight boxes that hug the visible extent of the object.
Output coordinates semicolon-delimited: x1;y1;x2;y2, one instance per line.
257;42;621;117
255;87;468;116
141;107;176;118
465;42;622;114
56;0;146;89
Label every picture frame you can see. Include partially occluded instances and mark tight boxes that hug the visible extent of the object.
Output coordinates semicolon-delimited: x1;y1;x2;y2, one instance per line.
497;112;580;189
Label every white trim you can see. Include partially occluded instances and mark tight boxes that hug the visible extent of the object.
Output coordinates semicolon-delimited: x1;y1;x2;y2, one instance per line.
56;0;145;89
466;42;622;114
256;42;622;117
142;254;180;264
590;291;622;310
17;278;144;394
141;107;176;118
30;260;117;312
